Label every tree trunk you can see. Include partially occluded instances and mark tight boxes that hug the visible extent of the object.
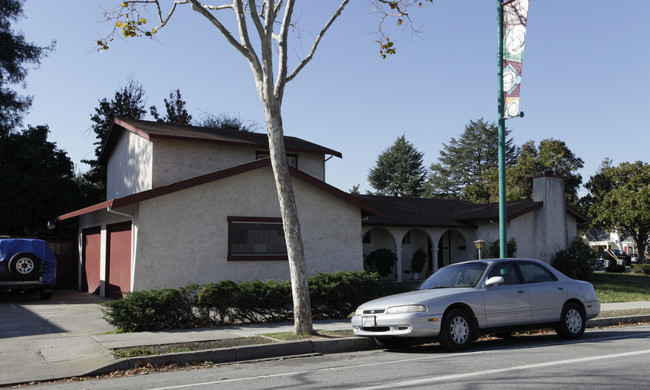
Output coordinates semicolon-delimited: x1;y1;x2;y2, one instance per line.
263;99;313;335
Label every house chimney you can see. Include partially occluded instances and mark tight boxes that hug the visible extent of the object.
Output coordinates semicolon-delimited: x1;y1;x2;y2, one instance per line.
533;174;568;261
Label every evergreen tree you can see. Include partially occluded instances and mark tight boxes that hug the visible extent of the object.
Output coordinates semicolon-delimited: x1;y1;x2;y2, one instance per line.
82;79;147;204
425;118;517;199
150;89;192;125
368;135;426;197
0;0;54;135
0;125;80;236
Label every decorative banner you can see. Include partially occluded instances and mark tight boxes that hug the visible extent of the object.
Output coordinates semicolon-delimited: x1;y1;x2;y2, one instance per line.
503;0;529;119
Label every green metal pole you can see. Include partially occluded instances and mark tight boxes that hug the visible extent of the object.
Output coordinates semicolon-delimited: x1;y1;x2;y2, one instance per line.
497;0;507;258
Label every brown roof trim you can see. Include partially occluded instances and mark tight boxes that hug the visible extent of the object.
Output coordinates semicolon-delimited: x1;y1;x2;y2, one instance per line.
57;159;384;221
56;200;114;221
288;168;386;218
508;201;544;220
98;118;342;165
566;205;590;224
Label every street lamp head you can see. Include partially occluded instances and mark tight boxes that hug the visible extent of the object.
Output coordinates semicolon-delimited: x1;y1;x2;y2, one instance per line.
473;240;486;250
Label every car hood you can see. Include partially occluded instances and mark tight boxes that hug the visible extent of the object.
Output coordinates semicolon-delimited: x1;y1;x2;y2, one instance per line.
358;288;475;310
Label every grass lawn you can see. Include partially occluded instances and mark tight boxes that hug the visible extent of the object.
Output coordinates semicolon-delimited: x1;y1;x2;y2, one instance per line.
591;272;650;303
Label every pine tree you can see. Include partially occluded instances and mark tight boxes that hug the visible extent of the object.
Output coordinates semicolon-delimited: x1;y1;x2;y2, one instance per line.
368;135;426;197
0;0;54;135
81;79;147;204
150;89;192;125
426;118;517;200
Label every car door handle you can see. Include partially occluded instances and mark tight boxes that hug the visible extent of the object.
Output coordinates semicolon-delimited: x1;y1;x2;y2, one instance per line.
558;287;564;291
517;290;525;294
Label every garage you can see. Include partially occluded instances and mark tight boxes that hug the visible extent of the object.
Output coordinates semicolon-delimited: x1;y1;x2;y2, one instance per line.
82;227;101;294
106;222;132;298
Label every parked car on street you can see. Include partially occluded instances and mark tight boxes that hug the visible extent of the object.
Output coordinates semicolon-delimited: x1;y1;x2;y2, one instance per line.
351;258;600;351
600;249;631;266
0;238;56;299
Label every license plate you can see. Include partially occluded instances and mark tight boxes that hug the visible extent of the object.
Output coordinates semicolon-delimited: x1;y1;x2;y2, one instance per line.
362;316;376;327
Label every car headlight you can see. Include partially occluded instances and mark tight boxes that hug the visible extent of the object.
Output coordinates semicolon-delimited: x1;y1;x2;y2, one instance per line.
385;305;427;314
355;307;364;315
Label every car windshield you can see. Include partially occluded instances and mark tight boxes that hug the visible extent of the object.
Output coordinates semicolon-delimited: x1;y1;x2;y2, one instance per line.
418;262;488;290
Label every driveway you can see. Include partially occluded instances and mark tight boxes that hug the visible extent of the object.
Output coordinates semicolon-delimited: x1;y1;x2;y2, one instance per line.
0;289;114;338
0;290;117;385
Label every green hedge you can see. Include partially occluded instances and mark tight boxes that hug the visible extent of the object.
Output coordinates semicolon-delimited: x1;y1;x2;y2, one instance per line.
103;270;381;332
632;264;650;276
551;238;594;281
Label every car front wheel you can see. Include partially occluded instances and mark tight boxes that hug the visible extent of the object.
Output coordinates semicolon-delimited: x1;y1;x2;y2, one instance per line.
439;308;474;351
556;302;585;339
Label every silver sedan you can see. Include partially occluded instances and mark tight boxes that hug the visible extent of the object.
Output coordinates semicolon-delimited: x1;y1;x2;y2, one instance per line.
351;258;600;351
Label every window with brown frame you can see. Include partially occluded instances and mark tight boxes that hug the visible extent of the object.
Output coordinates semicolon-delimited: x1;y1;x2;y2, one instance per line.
255;151;298;169
228;216;287;261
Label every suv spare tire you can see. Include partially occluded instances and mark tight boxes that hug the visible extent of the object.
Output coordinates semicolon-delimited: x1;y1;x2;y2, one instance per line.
8;252;41;281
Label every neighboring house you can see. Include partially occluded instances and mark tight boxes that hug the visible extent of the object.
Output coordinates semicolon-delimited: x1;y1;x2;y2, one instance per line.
56;118;382;298
55;118;586;297
358;174;589;281
584;229;638;258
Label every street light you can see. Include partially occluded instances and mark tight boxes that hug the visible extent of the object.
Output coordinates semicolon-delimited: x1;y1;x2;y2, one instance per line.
474;240;486;260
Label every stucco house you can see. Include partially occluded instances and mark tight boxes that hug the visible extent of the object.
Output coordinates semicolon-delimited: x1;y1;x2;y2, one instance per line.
357;174;589;281
584;229;638;258
56;118;587;297
56;118;382;298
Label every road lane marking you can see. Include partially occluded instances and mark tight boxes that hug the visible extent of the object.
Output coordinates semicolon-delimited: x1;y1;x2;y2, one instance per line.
144;328;650;390
352;348;650;389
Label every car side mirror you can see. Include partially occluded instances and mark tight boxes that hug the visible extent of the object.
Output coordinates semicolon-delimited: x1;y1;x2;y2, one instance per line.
485;276;504;287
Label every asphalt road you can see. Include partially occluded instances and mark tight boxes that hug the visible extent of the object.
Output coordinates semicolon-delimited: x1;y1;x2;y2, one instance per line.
20;324;650;390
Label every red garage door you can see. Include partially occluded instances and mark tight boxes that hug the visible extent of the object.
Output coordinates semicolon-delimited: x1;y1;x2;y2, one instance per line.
82;227;101;294
106;222;132;299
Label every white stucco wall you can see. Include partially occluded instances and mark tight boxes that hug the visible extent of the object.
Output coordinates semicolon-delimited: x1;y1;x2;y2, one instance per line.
533;176;569;261
509;211;539;259
151;138;326;189
106;131;153;199
131;166;362;290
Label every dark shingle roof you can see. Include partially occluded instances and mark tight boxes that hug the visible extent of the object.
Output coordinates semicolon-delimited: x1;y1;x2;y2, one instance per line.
354;195;570;228
98;118;342;164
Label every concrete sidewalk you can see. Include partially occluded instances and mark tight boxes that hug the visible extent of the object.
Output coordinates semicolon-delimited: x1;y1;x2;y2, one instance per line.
1;291;649;386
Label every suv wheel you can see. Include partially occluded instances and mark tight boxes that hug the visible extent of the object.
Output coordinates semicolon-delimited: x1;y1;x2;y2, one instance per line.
8;252;41;281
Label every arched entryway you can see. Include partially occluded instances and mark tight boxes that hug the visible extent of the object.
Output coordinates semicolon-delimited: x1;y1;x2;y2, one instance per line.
437;230;469;268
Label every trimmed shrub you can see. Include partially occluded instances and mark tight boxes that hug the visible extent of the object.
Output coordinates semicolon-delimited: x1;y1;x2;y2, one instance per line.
102;288;197;332
309;271;381;318
196;280;241;325
551;238;595;281
236;279;292;322
632;264;650;276
364;248;397;277
411;248;427;273
102;271;385;332
485;238;518;258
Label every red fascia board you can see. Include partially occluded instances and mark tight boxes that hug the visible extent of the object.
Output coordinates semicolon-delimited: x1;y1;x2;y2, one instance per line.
56;158;383;220
97;119;153;165
146;133;342;158
56;200;114;221
288;167;386;218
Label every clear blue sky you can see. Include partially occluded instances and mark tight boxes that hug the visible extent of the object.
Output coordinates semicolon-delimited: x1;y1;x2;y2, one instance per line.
15;1;650;196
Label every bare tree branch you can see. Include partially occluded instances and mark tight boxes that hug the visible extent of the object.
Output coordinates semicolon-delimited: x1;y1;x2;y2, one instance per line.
285;0;350;83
